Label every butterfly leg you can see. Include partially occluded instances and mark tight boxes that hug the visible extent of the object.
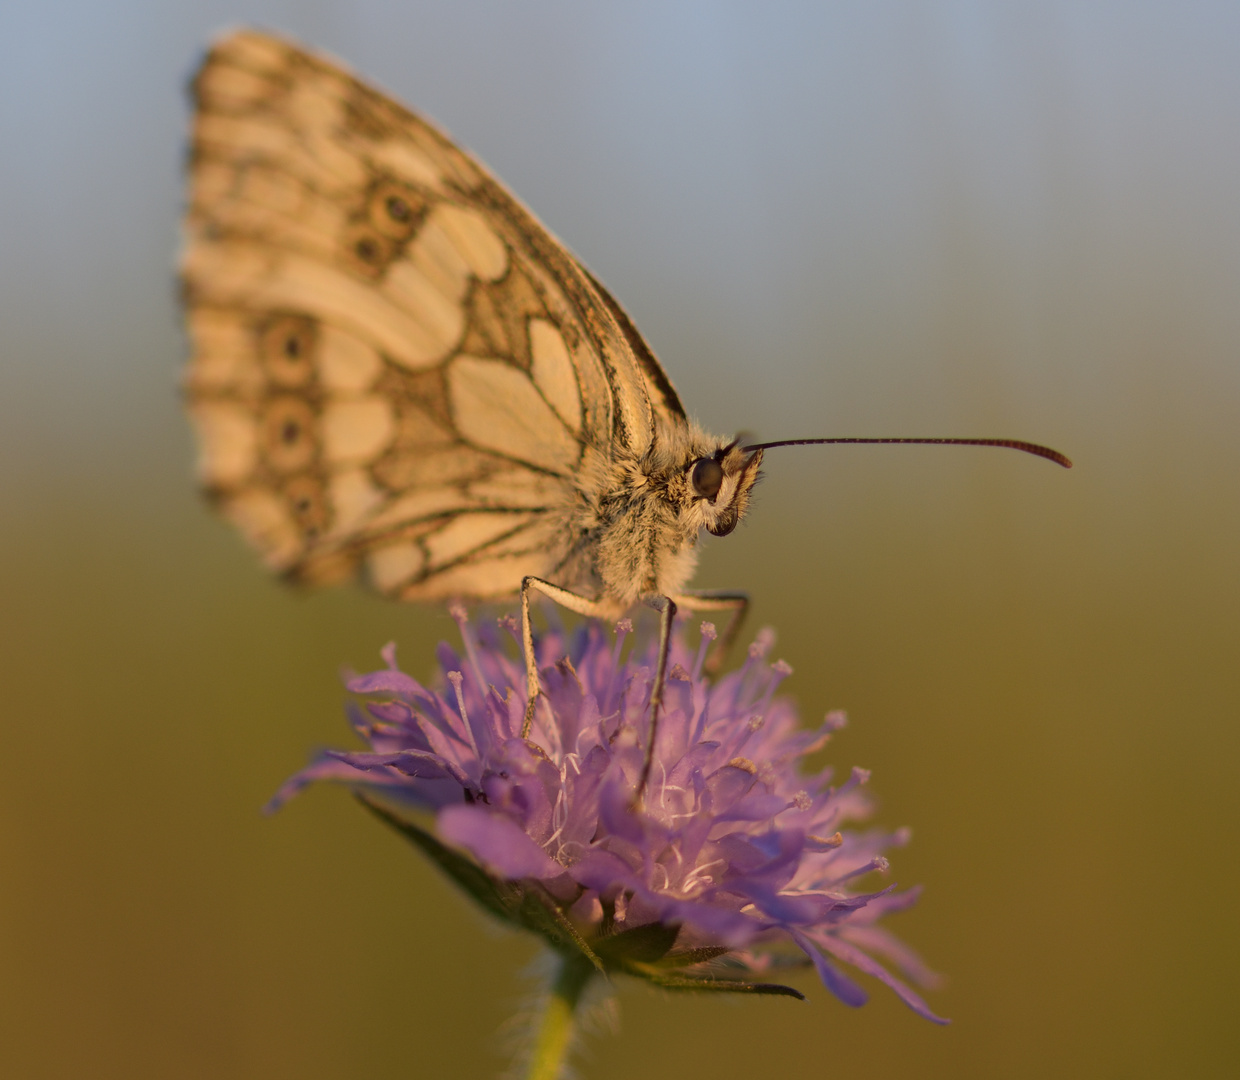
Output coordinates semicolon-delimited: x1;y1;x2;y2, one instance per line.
635;593;678;802
670;589;749;675
519;576;612;740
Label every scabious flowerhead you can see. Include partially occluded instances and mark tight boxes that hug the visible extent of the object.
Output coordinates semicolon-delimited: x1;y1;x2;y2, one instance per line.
270;607;946;1022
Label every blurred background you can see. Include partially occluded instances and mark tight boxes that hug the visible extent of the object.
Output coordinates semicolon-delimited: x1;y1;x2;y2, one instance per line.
2;2;1237;1077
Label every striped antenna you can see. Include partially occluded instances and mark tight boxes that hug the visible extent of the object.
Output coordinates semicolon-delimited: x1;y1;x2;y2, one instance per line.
741;437;1072;469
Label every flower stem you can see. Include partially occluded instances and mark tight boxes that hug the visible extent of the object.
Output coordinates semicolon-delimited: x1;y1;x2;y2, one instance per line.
526;953;596;1080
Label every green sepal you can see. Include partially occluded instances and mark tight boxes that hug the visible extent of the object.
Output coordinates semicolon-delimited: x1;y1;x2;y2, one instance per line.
357;794;518;922
592;920;681;964
355;795;602;970
512;885;603;970
622;961;806;998
650;945;733;969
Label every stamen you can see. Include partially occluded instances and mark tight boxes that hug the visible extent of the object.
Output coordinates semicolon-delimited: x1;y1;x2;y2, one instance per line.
691;622;717;683
831;856;890;885
446;670;480;758
688;677;712;749
721;714;765;762
748;627;775;660
752;659;793;718
544;787;568;850
605;619;633;714
729;628;775;715
650;755;671;811
679;858;727;894
836;766;872;796
449;603;488;696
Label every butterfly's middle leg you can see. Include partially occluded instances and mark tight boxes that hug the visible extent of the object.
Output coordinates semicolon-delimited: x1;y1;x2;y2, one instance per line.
635;592;678;802
520;576;612;739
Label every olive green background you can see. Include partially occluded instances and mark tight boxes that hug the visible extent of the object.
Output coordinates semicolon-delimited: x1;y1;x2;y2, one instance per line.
2;3;1237;1077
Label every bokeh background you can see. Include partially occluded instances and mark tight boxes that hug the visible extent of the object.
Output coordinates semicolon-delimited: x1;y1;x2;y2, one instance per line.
2;2;1237;1077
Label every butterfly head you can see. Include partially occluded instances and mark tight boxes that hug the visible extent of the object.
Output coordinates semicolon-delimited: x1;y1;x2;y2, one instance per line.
683;439;764;537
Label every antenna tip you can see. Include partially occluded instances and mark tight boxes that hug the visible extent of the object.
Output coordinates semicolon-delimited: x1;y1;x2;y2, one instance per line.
1035;446;1074;468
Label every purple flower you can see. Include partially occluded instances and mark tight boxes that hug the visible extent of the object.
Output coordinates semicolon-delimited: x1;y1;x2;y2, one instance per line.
270;608;947;1023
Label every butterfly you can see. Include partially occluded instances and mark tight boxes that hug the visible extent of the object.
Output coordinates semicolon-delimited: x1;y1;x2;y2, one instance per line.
182;30;1070;796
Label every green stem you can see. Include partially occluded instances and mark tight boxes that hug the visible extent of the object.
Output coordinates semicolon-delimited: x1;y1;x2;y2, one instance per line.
526;952;596;1080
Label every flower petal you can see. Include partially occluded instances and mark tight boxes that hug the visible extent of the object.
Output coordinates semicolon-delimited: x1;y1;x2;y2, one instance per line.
787;927;869;1007
839;924;943;989
438;803;563;879
815;932;950;1024
326;749;470;787
347;669;423;695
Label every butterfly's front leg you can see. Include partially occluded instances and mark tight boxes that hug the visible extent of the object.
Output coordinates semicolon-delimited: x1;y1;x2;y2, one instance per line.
519;576;613;740
670;589;749;675
519;580;678;805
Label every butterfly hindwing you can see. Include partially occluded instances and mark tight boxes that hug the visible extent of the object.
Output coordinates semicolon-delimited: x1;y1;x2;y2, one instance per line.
184;30;691;600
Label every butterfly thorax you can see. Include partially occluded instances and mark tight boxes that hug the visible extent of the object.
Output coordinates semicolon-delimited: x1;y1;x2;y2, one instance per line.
558;422;763;612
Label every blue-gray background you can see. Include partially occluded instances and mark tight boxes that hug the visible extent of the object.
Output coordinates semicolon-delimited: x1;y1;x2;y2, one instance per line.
2;2;1237;1077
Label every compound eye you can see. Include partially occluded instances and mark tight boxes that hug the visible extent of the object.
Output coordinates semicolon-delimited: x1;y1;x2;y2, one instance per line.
691;457;724;500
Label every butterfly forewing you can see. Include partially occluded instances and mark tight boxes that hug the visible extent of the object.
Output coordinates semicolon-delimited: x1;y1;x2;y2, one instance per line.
183;30;683;600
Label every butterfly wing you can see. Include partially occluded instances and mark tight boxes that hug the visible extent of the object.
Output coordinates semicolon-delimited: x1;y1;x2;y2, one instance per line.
183;30;687;600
